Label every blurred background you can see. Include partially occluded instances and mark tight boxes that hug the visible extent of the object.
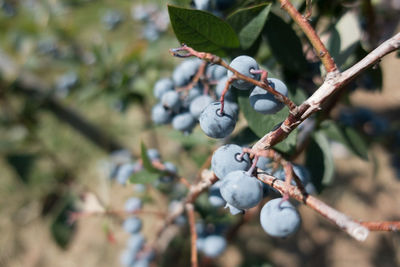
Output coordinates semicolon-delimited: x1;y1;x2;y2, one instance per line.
0;0;399;267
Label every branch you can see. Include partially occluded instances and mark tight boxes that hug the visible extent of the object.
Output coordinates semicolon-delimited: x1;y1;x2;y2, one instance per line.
279;0;337;72
169;45;297;111
256;171;370;241
252;32;400;152
186;203;198;267
360;221;400;232
151;169;218;249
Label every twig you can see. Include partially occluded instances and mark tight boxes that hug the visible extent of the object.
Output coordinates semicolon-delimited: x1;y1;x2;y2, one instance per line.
152;169;218;250
279;0;337;72
170;45;297;111
150;160;192;188
360;221;400;232
256;171;369;241
252;32;400;152
304;0;313;19
186;203;198;267
177;61;208;93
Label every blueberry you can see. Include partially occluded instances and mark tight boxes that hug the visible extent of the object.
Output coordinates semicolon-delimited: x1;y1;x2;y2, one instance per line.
172;58;202;87
211;144;250;179
224;203;243;215
109;149;132;166
220;170;263;210
56;71;78;90
260;198;301;238
153;78;174;100
202;235;227;258
262;182;270;198
199;102;237;138
159;161;177;182
123;216;142;234
224;101;239;121
172;112;196;133
133;259;150;267
215;76;235;102
183;84;203;108
227;56;260;90
196;222;206;236
206;64;227;81
147;149;160;161
120;249;136;267
196;237;205;251
133;184;146;193
249;78;288;114
116;163;136;185
151;103;172;125
189;95;214;119
208;181;226;207
102;10;123;30
161;91;181;113
292;164;310;185
256;156;272;172
274;164;310;186
142;23;160;41
124;197;142;213
127;233;145;253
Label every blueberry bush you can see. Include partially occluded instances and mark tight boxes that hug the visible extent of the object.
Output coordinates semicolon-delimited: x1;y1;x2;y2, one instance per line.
1;1;400;267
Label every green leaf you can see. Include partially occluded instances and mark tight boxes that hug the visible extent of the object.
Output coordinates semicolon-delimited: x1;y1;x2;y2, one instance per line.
304;131;335;193
50;196;76;249
262;13;308;71
6;153;36;183
230;127;260;146
327;11;361;67
314;131;335;185
321;120;369;160
354;46;383;91
274;127;297;153
140;142;162;174
226;3;272;50
130;169;160;184
237;90;297;154
168;5;240;55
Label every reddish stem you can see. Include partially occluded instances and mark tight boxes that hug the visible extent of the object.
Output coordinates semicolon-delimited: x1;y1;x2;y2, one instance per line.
186;203;198;267
279;0;337;72
170;45;297;111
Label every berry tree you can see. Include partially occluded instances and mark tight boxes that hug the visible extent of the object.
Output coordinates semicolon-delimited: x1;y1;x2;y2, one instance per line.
1;1;400;267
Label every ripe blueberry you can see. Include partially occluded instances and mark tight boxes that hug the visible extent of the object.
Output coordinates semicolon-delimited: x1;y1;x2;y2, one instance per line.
249;78;288;114
260;198;301;238
211;144;250;179
199;102;236;138
227;55;260;90
220;170;263;210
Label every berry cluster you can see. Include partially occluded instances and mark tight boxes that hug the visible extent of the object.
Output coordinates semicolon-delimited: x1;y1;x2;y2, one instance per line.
108;148;177;188
151;53;310;238
152;55;289;139
120;197;155;267
151;58;239;137
210;143;312;237
131;4;169;42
